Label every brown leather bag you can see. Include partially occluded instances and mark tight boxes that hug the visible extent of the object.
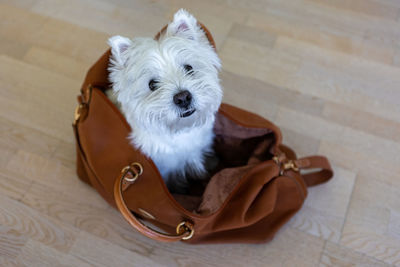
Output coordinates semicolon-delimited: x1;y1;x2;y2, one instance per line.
73;24;333;244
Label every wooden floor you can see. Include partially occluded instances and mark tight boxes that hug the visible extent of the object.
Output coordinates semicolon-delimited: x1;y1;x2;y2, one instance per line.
1;0;400;266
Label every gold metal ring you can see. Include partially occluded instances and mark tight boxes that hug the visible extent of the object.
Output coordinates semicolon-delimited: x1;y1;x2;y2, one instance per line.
121;162;143;183
73;104;83;125
176;221;194;240
283;160;299;172
130;162;143;175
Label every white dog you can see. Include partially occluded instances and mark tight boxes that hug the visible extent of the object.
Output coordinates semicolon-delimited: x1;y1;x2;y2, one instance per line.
107;9;222;193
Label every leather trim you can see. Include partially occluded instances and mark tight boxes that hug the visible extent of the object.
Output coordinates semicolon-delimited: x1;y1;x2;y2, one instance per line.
114;170;193;242
295;156;334;187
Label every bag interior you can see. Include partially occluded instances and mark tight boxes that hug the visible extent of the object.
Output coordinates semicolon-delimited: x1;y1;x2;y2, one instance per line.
173;112;276;215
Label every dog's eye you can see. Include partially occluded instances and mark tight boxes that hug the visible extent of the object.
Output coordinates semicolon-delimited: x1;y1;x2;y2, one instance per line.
148;79;159;91
184;64;194;74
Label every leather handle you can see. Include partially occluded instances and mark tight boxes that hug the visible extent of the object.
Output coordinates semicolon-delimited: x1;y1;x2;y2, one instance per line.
113;163;194;242
294;156;334;187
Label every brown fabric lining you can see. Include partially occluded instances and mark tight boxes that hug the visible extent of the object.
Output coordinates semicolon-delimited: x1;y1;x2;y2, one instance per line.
173;112;276;215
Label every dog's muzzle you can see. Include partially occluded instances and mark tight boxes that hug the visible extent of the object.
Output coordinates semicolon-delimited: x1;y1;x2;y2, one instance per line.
180;108;196;118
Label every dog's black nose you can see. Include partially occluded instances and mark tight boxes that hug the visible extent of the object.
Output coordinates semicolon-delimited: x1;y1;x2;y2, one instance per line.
173;90;192;108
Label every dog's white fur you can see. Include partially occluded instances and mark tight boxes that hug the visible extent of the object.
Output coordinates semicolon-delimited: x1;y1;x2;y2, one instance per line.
107;9;222;192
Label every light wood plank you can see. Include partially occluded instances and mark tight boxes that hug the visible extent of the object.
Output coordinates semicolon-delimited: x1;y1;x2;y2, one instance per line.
276;107;400;167
69;231;163;267
322;102;400;143
289;167;356;242
0;55;79;142
23;46;88;81
6;150;108;208
21;182;110;236
320;241;390;267
310;0;400;20
12;239;91;267
0;195;78;254
0;173;32;201
340;171;400;266
0;116;60;161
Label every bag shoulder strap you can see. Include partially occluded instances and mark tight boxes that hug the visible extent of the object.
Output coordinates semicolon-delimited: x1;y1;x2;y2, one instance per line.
113;163;195;242
279;145;333;187
294;156;333;187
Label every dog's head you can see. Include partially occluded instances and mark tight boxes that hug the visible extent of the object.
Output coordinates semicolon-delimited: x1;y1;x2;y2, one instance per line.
108;9;222;134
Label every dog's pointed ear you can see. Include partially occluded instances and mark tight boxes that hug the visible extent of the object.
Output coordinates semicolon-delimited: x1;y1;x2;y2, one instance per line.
166;9;202;41
108;35;132;66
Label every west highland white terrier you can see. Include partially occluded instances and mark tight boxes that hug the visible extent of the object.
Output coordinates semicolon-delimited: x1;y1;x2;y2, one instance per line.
107;9;222;193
